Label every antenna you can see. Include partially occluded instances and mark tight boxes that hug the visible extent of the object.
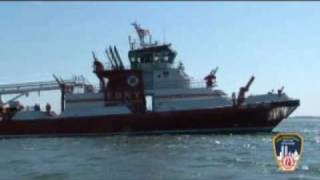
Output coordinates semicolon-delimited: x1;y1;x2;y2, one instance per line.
105;48;115;69
128;35;134;50
114;46;124;70
92;51;97;61
109;46;119;69
162;26;166;44
149;34;152;44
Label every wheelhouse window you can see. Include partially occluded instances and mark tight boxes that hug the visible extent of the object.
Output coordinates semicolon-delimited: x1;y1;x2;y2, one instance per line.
154;54;159;62
163;55;169;62
128;45;177;66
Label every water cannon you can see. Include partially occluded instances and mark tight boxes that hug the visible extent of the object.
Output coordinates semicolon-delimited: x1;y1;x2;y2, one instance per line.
244;76;255;91
237;76;255;106
204;69;218;88
268;89;275;94
278;86;285;96
211;67;219;76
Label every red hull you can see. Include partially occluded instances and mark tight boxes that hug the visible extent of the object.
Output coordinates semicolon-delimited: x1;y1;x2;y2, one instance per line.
0;100;299;137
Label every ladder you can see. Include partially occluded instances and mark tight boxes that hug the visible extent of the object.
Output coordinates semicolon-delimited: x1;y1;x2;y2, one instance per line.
0;79;86;95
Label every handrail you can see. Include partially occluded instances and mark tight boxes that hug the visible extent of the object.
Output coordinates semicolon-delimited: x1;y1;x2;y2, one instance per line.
146;79;216;90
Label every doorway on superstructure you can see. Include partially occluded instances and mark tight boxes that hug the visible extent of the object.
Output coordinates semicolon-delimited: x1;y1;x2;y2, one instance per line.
145;95;153;112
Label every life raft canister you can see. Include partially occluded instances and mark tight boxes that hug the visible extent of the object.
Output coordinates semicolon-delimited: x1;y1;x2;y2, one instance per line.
127;75;139;87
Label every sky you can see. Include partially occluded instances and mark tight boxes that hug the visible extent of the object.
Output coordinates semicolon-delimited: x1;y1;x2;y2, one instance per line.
0;2;319;116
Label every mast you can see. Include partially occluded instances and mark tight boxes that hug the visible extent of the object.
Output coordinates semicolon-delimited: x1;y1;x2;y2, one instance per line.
131;22;150;48
104;50;115;69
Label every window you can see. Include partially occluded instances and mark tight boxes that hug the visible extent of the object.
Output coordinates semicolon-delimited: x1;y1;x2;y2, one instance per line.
154;55;159;62
164;56;169;62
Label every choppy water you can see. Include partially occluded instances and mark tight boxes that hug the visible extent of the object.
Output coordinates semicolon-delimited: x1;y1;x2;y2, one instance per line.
0;118;319;180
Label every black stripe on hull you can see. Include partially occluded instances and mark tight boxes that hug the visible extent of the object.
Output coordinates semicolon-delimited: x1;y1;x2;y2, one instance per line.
0;100;299;137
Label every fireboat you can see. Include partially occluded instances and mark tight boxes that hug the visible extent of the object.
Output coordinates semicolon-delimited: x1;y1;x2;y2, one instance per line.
0;23;299;136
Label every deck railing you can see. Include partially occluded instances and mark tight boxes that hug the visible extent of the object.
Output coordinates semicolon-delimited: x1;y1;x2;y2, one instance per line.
145;79;215;90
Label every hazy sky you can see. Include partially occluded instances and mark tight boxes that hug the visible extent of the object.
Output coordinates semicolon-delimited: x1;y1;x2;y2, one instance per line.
0;2;319;116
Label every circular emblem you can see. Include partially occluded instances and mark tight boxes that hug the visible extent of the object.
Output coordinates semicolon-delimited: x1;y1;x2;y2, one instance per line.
127;75;139;87
282;155;296;170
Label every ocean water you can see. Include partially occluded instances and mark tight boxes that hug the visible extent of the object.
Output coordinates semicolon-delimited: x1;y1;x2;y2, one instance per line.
0;118;319;180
